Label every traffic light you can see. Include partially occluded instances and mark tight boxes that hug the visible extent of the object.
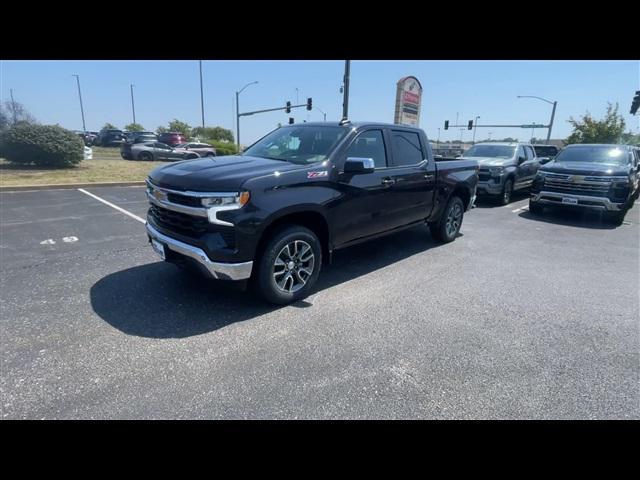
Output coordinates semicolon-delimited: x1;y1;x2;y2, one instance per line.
285;101;291;114
306;98;312;111
444;120;449;130
468;120;473;130
289;117;294;124
631;90;640;115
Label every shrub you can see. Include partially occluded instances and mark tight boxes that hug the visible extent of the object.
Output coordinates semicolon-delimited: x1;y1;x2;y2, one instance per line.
0;123;84;167
206;139;239;156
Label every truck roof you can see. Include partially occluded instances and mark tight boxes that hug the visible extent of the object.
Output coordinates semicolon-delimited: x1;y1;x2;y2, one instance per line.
283;121;424;132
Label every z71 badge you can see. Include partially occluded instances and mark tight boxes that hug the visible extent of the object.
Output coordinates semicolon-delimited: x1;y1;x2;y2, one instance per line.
307;171;328;179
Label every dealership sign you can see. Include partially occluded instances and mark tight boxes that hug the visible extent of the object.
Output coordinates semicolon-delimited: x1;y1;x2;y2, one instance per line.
394;76;423;126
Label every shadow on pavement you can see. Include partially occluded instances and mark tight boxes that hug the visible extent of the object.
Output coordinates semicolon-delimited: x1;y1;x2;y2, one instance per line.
90;225;444;338
473;190;530;208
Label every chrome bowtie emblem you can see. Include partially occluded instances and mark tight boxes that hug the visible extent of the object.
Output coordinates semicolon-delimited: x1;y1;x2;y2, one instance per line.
153;189;167;202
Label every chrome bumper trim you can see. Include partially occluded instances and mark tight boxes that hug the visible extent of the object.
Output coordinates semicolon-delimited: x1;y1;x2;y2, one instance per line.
531;191;625;211
146;223;253;281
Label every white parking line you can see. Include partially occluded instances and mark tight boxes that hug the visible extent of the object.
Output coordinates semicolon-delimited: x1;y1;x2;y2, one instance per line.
77;188;145;224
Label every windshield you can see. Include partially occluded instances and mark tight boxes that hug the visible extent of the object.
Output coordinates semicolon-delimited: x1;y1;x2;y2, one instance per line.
534;146;558;157
555;146;629;165
464;145;516;159
243;126;349;165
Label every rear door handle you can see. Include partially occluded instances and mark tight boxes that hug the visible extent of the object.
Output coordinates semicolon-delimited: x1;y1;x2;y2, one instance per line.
424;174;435;180
382;178;396;186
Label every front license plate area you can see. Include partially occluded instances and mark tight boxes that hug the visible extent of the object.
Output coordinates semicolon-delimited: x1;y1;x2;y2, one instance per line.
562;197;578;205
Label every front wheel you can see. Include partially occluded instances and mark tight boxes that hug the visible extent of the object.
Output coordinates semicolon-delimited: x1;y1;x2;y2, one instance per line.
255;225;322;305
499;178;514;205
429;196;464;243
528;199;544;214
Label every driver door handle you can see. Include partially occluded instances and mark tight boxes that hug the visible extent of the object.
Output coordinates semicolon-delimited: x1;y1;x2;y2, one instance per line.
424;173;435;181
382;177;396;186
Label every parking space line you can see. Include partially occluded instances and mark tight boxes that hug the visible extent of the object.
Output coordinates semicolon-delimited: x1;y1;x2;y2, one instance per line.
77;188;145;224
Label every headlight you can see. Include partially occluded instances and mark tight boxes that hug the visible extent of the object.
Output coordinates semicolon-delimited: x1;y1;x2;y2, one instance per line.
489;166;504;176
201;192;250;225
200;192;250;208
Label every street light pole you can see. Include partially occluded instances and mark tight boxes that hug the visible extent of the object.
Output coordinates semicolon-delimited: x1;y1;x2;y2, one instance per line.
342;60;351;120
517;95;557;143
459;128;464;142
72;74;86;132
199;60;205;128
315;106;327;122
437;127;441;148
472;115;480;144
130;84;136;125
236;81;258;151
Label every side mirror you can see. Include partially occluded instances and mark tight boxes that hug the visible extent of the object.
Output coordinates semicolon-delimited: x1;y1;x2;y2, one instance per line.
538;156;551;164
344;157;375;174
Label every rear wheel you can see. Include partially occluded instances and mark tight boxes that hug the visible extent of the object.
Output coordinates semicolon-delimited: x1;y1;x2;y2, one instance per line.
429;196;464;243
255;225;322;305
138;151;153;161
206;152;216;157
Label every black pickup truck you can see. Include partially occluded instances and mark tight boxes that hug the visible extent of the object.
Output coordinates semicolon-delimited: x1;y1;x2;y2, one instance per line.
145;121;478;304
529;144;640;225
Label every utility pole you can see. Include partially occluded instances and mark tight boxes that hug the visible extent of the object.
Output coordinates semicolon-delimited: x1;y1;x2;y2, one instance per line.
342;60;351;120
437;127;441;148
9;89;17;124
472;115;480;144
72;74;86;132
199;60;205;128
235;81;258;151
547;101;557;142
459;128;464;142
130;84;136;125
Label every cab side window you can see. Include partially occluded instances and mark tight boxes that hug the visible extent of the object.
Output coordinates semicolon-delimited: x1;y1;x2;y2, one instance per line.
524;146;535;160
345;130;387;168
391;131;424;166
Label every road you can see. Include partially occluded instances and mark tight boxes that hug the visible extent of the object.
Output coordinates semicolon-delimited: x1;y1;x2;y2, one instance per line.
1;186;638;419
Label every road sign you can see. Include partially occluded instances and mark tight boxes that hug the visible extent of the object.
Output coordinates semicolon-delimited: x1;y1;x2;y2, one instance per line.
521;124;546;128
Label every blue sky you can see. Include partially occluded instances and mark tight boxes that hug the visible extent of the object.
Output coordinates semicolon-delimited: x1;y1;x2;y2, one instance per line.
2;60;638;145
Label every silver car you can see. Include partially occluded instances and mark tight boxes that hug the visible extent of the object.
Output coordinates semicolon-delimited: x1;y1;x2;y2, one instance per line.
127;142;201;162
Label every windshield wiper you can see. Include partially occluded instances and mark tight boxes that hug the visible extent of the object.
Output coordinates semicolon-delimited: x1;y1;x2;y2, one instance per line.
254;155;289;162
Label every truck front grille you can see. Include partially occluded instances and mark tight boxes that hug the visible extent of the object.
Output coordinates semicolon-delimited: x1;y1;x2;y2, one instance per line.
543;175;611;197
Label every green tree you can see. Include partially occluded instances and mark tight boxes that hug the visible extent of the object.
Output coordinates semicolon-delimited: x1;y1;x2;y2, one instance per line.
620;131;640;145
123;122;145;132
566;102;626;145
191;126;234;142
102;122;118;130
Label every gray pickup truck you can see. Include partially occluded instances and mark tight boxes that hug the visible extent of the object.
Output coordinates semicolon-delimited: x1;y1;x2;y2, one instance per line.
459;142;541;204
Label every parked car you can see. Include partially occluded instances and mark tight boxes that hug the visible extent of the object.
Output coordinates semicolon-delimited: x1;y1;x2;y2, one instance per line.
459;142;541;204
533;144;561;164
158;132;188;146
124;131;157;143
144;121;479;304
529;144;640;225
95;129;125;147
174;142;217;157
120;134;159;159
126;142;201;161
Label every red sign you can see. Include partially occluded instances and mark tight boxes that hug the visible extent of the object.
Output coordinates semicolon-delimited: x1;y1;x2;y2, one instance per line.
404;91;420;104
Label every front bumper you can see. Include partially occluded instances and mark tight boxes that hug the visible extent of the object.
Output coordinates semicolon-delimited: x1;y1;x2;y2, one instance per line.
530;191;626;211
476;178;504;195
146;222;253;281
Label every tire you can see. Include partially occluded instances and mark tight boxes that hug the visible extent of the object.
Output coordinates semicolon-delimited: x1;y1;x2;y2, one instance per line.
498;178;514;205
186;154;199;160
206;152;216;157
138;151;153;161
528;199;544;214
255;225;322;305
606;209;627;226
429;196;464;243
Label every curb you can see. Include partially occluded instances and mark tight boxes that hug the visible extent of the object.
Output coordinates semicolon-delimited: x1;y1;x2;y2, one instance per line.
0;181;147;192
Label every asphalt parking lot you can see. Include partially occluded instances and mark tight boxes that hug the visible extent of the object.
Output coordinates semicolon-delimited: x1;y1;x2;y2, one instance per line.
1;186;638;419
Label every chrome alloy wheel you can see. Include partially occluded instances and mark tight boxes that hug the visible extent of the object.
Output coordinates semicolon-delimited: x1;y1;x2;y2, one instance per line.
445;202;463;238
273;240;315;293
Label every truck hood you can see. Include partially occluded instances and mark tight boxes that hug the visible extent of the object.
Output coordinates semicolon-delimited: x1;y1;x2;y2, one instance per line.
541;161;628;177
460;156;514;167
148;155;305;192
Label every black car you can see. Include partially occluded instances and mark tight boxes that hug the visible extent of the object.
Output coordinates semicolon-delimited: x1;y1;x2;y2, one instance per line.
95;129;125;147
144;121;479;304
529;144;640;225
